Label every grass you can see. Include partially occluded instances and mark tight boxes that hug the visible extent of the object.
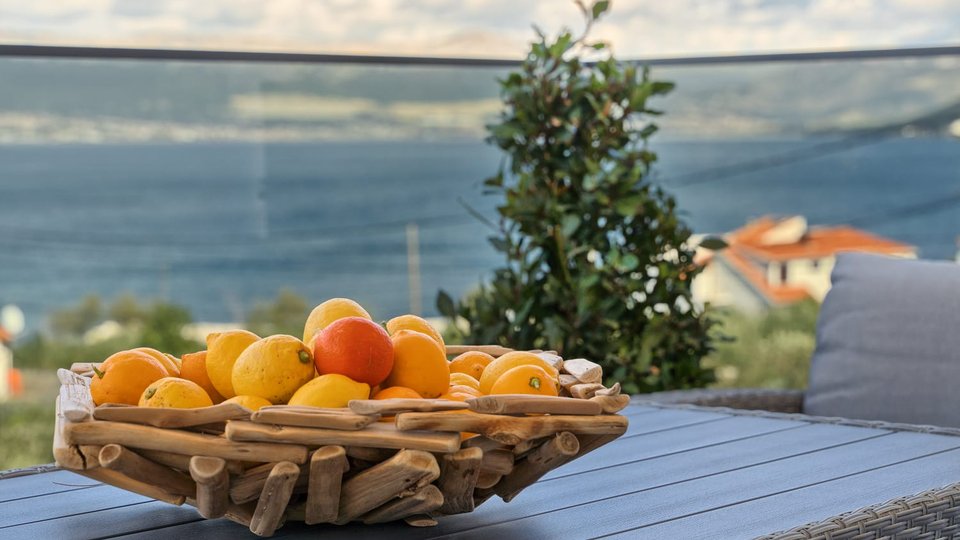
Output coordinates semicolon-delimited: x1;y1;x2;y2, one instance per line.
0;368;60;471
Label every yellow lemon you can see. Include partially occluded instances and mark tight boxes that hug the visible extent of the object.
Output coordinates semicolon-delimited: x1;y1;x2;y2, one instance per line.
224;395;272;412
385;314;445;349
139;377;214;408
232;335;316;404
288;374;370;408
131;347;180;377
205;329;259;399
303;298;371;344
449;372;481;391
479;351;560;395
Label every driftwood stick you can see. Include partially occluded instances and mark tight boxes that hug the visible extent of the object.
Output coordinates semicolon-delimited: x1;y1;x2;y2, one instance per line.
345;446;397;462
476;470;501;489
561;358;603;384
189;456;229;519
348;399;468;415
93;402;251;428
251;408;377;430
596;382;622;396
137;449;244;475
480;449;515;475
590;394;631;413
494;431;580;502
335;450;440;524
227;420;461;454
230;461;307;504
534;352;565;372
570;383;605;400
404;514;439;527
461;436;507;453
67;420;308;464
444;345;513;357
249;461;300;537
78;467;186;506
361;485;444;524
467;395;602;416
99;444;196;498
512;437;547;457
305;446;349;525
396;412;628;446
437;447;483;515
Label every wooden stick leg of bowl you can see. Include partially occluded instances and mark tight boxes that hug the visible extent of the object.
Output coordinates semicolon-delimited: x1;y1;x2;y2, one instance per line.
78;467;185;506
361;485;444;524
476;470;502;490
479;448;515;476
335;449;440;525
99;444;196;498
249;461;300;537
305;445;349;525
404;514;439;527
493;431;580;503
189;456;229;519
436;447;483;515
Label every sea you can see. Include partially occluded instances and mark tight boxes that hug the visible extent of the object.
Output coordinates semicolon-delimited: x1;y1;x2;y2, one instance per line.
1;137;958;332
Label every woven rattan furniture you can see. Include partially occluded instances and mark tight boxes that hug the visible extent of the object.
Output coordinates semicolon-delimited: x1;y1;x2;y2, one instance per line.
5;399;960;539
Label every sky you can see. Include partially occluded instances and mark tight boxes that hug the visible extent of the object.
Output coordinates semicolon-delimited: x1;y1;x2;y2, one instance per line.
0;0;958;58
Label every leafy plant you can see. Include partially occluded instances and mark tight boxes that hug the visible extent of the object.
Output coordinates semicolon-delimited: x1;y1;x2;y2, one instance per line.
438;0;715;393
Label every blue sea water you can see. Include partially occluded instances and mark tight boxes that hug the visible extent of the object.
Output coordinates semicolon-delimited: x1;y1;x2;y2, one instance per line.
0;137;958;332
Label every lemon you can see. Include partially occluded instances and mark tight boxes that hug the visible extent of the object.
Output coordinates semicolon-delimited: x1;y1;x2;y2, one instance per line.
139;377;214;408
303;298;371;344
224;394;272;412
232;335;316;404
288;374;370;408
131;347;180;377
385;314;445;348
205;329;259;399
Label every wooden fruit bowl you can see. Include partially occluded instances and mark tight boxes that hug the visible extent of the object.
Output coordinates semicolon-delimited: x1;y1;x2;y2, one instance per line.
53;346;630;537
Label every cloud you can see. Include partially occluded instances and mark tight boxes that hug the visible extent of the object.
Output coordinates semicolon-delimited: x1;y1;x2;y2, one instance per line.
0;0;957;57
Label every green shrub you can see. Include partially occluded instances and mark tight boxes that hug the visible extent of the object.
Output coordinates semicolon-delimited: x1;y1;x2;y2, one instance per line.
438;1;715;394
706;301;818;389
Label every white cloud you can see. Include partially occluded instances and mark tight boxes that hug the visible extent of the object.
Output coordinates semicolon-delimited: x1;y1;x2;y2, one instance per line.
0;0;957;57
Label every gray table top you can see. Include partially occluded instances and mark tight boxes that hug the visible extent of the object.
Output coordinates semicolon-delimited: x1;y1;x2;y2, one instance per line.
3;401;960;540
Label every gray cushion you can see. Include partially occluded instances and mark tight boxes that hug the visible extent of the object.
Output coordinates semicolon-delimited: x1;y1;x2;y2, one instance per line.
804;252;960;427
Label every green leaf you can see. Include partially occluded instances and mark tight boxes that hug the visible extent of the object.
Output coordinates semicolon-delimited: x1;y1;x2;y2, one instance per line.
698;236;729;250
489;236;511;253
436;290;456;319
620;253;640;272
561;214;581;237
614;194;644;216
592;1;610;19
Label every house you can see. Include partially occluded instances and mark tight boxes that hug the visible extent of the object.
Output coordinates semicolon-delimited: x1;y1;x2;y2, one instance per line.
692;216;916;312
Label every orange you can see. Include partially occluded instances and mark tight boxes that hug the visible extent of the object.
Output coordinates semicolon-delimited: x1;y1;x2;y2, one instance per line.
383;330;449;399
206;329;260;399
131;347;180;377
478;351;559;394
385;314;445;349
312;316;394;387
303;298;371;344
449;351;495;381
179;351;225;404
233;335;317;404
448;384;482;398
449;372;481;391
90;350;167;406
373;386;423;400
489;365;559;396
224;395;272;411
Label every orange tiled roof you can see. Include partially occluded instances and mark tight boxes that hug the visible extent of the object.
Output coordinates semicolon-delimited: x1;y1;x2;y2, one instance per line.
720;246;810;304
738;225;914;261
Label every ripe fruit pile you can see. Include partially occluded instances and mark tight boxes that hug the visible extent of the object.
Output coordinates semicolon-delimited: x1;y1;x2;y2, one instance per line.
89;298;563;410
